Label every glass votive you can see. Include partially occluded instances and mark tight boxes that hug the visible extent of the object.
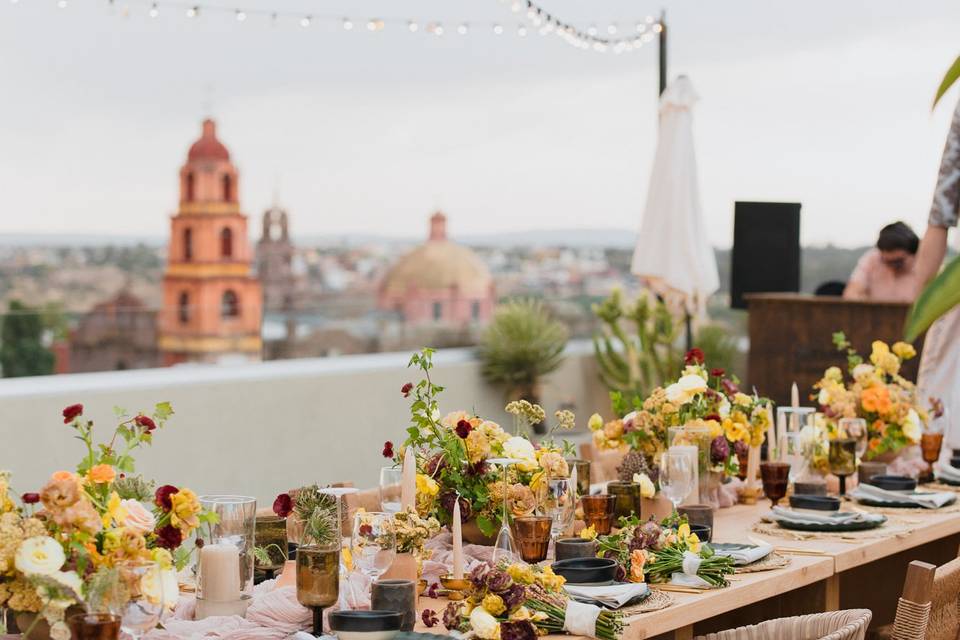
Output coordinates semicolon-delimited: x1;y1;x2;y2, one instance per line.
510;515;552;563
255;515;289;578
606;482;641;519
67;613;121;640
371;579;417;631
296;543;340;634
581;494;616;535
198;495;257;599
569;459;591;497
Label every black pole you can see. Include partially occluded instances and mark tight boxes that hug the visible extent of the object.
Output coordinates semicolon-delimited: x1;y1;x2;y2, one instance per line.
658;10;667;96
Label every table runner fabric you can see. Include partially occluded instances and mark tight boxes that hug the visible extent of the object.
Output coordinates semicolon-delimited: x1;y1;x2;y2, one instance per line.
934;463;960;484
848;484;956;509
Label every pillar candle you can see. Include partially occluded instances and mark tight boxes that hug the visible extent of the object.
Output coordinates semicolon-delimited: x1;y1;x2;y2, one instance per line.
670;445;699;504
200;543;241;602
790;382;800;432
451;496;464;580
570;464;578;500
400;448;416;511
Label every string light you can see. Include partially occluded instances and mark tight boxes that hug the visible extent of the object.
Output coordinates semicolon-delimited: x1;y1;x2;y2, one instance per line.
56;0;67;8
492;23;503;35
407;20;418;32
234;9;245;22
517;24;527;37
299;15;310;28
148;2;158;17
607;24;617;35
457;23;468;35
342;17;353;30
185;5;197;18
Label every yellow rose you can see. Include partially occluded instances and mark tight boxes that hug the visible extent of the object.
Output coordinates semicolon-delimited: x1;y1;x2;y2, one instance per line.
540;564;566;590
465;430;492;463
588;413;604;431
169;488;200;533
507;562;536;585
482;594;506;616
415;474;439;496
706;419;723;439
892;342;917;360
88;464;116;485
579;524;597;540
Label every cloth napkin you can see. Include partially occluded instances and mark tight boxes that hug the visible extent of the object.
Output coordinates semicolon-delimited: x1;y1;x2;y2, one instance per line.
564;582;649;608
850;483;956;509
769;506;885;526
935;463;960;483
711;541;773;566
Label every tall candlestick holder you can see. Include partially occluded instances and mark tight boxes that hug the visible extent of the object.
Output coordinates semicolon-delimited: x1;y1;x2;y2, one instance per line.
196;495;256;620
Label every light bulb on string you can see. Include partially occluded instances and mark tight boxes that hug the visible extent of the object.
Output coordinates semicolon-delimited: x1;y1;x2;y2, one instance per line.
586;24;597;36
434;23;444;36
148;2;158;17
517;24;527;36
235;10;246;22
635;22;646;33
492;23;503;35
641;32;653;42
342;17;353;30
645;15;655;24
607;24;617;34
510;1;521;13
366;19;384;31
653;22;663;33
457;23;468;35
407;20;418;32
300;15;311;28
186;6;197;18
56;0;67;8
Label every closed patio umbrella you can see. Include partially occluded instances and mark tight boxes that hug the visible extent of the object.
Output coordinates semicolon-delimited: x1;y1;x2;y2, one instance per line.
631;75;719;322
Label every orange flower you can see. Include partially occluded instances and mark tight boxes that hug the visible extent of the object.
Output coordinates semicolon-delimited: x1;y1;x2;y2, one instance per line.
629;549;647;582
88;464;116;484
868;437;882;452
872;419;887;438
51;470;76;482
861;386;892;415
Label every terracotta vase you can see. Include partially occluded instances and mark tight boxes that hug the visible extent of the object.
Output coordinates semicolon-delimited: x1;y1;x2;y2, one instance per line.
461;518;497;546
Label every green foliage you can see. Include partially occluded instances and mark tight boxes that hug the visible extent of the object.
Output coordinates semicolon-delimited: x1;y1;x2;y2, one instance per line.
477;299;568;396
692;325;738;375
905;254;960;341
112;474;156;502
934;55;960;109
0;299;54;377
405;348;445;450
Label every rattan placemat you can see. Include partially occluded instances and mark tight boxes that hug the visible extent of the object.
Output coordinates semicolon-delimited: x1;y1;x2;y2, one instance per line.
734;551;791;573
751;518;916;542
619;588;673;616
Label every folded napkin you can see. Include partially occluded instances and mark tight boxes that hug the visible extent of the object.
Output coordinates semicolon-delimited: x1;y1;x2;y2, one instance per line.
769;506;885;526
564;582;649;608
711;541;773;566
850;483;956;509
935;463;960;483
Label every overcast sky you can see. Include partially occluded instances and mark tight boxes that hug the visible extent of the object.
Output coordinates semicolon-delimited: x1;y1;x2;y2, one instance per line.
2;0;959;247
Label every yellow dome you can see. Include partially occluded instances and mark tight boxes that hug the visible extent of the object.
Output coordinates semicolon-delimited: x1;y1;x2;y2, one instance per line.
380;212;492;297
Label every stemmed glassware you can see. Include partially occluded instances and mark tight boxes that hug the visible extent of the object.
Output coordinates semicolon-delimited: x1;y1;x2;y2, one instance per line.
350;511;397;583
488;457;523;564
828;439;858;497
659;452;694;513
839;418;868;460
378;467;403;514
543;476;576;539
111;560;165;640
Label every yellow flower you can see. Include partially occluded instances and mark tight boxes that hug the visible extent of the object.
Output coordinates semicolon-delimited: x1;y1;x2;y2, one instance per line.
588;413;604;431
103;491;127;529
150;547;173;570
723;419;750;444
482;593;506;616
733;392;753;407
169;488;200;533
469;607;501;640
892;342;916;360
508;606;532;621
677;523;700;553
465;430;491;464
706;419;723;439
540;564;566;590
507;562;536;585
824;366;843;383
579;524;597;541
634;473;656;498
415;474;439;496
87;464;116;485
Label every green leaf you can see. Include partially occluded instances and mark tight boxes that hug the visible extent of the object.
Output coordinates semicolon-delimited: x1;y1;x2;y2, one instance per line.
116;455;135;473
154;401;174;421
934;55;960;109
905;254;960;341
113;406;127;418
476;514;495;537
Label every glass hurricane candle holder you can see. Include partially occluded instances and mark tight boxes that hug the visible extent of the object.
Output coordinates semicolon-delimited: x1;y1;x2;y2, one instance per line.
296;543;340;636
581;494;616;534
198;495;257;599
921;431;944;483
568;459;591;497
828;438;858;496
606;482;642;519
510;515;552;563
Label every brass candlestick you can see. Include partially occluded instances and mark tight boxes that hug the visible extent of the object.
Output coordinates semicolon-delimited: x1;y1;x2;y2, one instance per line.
439;574;472;601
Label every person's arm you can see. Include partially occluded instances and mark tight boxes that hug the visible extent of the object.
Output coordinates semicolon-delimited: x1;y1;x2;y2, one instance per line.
843;251;872;300
913;225;949;289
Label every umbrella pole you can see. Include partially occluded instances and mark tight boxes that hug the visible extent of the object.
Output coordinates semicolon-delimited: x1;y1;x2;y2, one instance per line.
658;10;667;96
685;311;693;352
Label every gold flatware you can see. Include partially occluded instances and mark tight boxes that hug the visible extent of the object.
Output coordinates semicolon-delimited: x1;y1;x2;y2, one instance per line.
653;585;707;594
774;547;829;556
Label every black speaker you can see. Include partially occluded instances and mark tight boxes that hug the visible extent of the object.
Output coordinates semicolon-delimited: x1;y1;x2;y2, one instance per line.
730;201;801;309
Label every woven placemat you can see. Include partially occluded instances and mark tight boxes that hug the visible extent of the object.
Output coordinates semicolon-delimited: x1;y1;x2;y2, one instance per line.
846;499;960;516
924;481;960;493
619;588;673;616
734;551;791;573
751;518;916;542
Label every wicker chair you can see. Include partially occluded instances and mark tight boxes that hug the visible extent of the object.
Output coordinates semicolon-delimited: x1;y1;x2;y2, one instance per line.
695;609;872;640
876;557;960;640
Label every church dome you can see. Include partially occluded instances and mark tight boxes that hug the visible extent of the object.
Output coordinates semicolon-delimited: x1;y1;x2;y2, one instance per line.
380;212;492;297
187;119;230;162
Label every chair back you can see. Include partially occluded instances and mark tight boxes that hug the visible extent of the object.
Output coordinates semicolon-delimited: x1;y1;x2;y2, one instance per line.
892;557;960;640
695;609;871;640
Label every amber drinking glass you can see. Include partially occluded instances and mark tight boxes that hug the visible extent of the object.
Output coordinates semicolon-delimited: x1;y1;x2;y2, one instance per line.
511;515;553;563
581;494;616;534
67;613;122;640
759;462;791;507
921;432;944;483
296;543;340;637
829;438;858;497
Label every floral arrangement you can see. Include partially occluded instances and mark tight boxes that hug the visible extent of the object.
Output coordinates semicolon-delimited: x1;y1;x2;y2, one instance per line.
590;349;771;477
814;334;926;460
436;562;622;640
391;506;440;554
0;403;211;639
595;514;733;587
392;349;574;538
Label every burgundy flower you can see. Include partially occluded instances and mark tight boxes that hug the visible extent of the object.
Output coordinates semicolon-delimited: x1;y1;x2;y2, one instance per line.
469;564;491;590
154;484;179;511
704;414;721;423
382;441;394;458
440;491;472;522
684;348;705;365
62;403;83;424
454;419;473;439
501;620;537;640
426;582;441;599
134;414;157;431
401;382;414;398
710;368;725;378
273;493;293;518
195;537;205;549
21;492;40;505
614;565;627;582
466;460;488;477
425;453;447;477
733;439;749;458
485;570;513;593
155;524;183;549
710;436;730;465
443;602;465;631
500;583;527;610
721;378;739;396
359;523;373;537
704;388;719;400
421;609;439;628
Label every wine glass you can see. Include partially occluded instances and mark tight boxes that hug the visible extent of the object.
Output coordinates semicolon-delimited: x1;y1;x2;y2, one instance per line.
379;467;403;514
659;452;694;513
760;462;791;507
488;457;523;565
921;431;945;483
114;560;164;640
543;476;575;539
351;511;396;583
839;418;868;460
829;438;858;497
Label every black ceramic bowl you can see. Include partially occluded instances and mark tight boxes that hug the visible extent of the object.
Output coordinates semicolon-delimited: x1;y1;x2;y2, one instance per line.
688;524;712;542
555;538;598;561
950;456;960;469
551;557;618;585
329;610;403;633
867;475;917;492
789;495;841;512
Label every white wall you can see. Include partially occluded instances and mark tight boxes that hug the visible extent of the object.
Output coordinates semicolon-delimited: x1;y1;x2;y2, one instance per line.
0;342;608;506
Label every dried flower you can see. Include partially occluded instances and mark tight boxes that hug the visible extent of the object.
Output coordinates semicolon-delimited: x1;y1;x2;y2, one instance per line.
443;601;465;631
501;620;537;640
427;582;441;598
382;441;394;458
401;382;414;397
273;493;293;518
710;436;730;465
62;404;83;424
421;609;439;627
485;569;513;593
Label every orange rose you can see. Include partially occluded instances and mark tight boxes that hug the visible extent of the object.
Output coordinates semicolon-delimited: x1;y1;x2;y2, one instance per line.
51;470;76;482
861;386;892;415
88;464;116;484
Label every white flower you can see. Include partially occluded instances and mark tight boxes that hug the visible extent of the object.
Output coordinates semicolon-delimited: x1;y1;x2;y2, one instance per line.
633;473;656;498
852;363;876;382
903;409;922;443
503;436;538;472
623;411;638;431
665;383;684;403
718;398;731;419
161;569;179;609
470;606;502;640
52;570;83;597
120;499;156;535
15;536;65;575
666;374;708;404
817;388;830;406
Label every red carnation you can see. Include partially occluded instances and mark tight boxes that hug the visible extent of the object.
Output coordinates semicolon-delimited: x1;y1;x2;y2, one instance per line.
273;493;293;518
710;368;725;378
721;378;739;396
155;524;183;549
421;609;439;628
62;403;83;424
401;382;414;397
455;419;473;439
134;414;157;431
684;348;705;365
704;414;722;423
155;484;179;511
382;441;394;458
21;493;40;504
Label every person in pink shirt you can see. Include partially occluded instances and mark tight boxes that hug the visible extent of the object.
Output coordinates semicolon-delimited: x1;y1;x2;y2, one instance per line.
843;221;921;302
